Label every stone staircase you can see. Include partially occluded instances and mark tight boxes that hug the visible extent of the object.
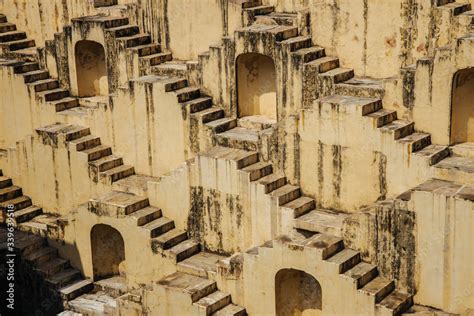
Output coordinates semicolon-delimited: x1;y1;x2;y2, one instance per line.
0;227;94;308
0;13;37;60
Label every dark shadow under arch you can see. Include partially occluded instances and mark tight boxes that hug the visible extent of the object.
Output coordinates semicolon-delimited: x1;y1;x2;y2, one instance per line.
91;224;125;281
450;67;474;144
75;40;107;97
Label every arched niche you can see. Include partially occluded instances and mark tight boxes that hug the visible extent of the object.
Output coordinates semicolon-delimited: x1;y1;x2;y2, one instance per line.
75;40;108;97
90;224;125;280
450;67;474;144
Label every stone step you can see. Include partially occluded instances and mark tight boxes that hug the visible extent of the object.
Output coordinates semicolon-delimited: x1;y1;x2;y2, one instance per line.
129;43;161;57
178;252;226;278
118;33;151;48
152;61;188;77
35;257;69;277
160;77;188;92
335;77;385;99
215;127;260;152
0;23;16;33
205;117;238;134
0;195;32;211
305;56;340;73
82;145;112;161
59;279;94;301
14;234;45;256
152;229;188;251
257;173;286;194
379;120;415;140
292;45;326;63
433;156;474;185
343;262;378;289
441;2;472;16
89;155;123;173
280;35;312;52
397;132;431;153
0;14;6;23
12;61;38;73
237;115;276;131
13;205;43;224
156;271;217;303
450;142;474;158
0;176;12;189
39;88;70;102
305;233;344;259
193;107;225;124
241;161;273;181
25;246;58;266
414;144;450;166
260;12;298;26
0;31;26;43
202;146;259;169
108;24;139;38
320;67;355;83
128;206;162;226
194;291;232;315
281;196;315;217
98;16;129;29
69;135;101;151
67;291;116;314
325;248;361;274
169;239;201;262
94;0;118;7
174;86;201;103
141;52;173;66
2;38;35;51
366;109;398;127
21;69;49;83
99;164;135;183
240;0;261;9
182;96;213;113
245;5;274;16
294;209;349;236
27;78;59;92
0;185;22;202
376;291;413;315
46;268;81;289
360;276;395;303
142;216;175;238
319;95;382;116
112;173;157;196
269;184;300;205
212;304;246;316
89;191;150;216
36;123;89;144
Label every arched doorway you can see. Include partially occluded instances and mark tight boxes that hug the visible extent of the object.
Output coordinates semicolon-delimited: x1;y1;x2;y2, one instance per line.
91;224;125;280
236;53;277;120
450;67;474;144
75;40;107;97
275;269;322;316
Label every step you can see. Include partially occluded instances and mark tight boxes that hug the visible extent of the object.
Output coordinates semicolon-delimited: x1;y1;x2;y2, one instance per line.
14;234;45;255
257;173;286;194
12;61;38;73
160;77;188;92
46;268;81;289
156;271;217;303
193;291;231;315
215;127;260;151
292;45;326;63
89;192;150;216
174;87;201;103
305;56;340;73
94;0;118;7
260;12;298;27
59;279;94;301
141;52;173;66
379;120;415;140
13;205;43;224
21;69;49;83
0;185;22;202
0;195;32;211
2;38;35;51
50;97;79;112
414;145;449;165
82;145;112;161
212;304;246;316
305;233;344;259
0;31;26;43
169;239;201;262
377;291;413;315
128;206;162;226
129;43;161;57
280;35;312;52
441;2;472;16
205;117;238;133
268;25;298;41
319;67;355;83
244;5;274;16
241;161;273;181
433;156;474;185
365;109;397;127
360;276;395;303
193;107;225;124
117;33;151;48
25;246;58;265
112;173;157;196
178;252;226;278
0;14;7;23
281;196;315;217
101;17;129;29
343;262;378;289
335;77;385;99
450;142;474;158
69;135;101;151
89;155;123;173
202;146;259;169
269;184;300;205
27;78;59;92
36;257;69;277
318;95;382;116
108;24;139;38
325;248;361;274
38;88;70;102
99;164;135;183
294;209;349;236
397;133;431;153
142;216;175;238
182;97;213;113
0;176;12;189
0;23;16;33
152;229;188;251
